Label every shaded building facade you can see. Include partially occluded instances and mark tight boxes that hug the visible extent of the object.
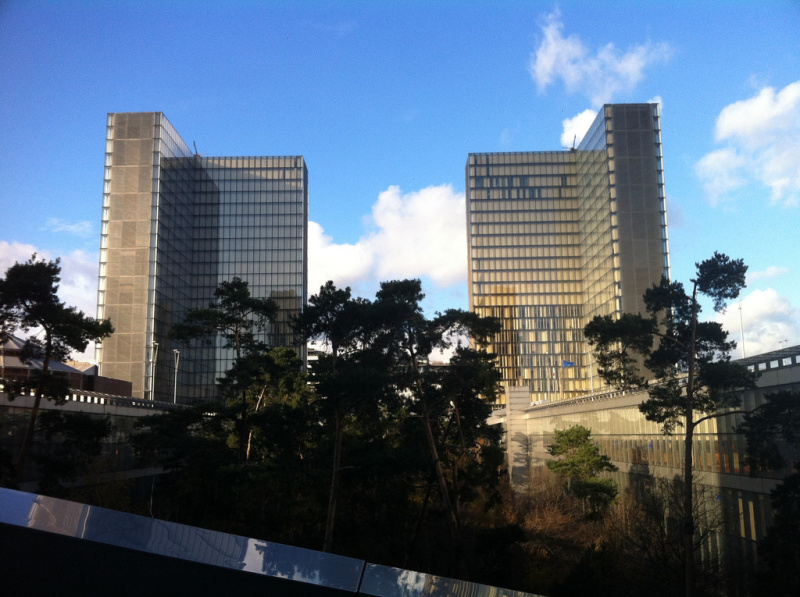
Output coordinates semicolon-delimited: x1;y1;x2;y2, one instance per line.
507;345;800;592
466;104;669;403
97;112;307;403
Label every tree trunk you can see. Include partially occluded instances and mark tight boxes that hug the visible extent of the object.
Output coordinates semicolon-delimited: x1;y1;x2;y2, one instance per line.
684;419;695;597
323;408;344;552
13;393;43;485
239;390;249;462
234;335;249;462
13;331;53;485
410;348;459;536
246;386;267;461
405;473;435;567
683;284;700;597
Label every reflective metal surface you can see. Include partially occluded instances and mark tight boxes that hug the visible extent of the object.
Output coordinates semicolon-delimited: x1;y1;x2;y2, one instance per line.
0;487;541;596
361;563;543;596
0;487;362;592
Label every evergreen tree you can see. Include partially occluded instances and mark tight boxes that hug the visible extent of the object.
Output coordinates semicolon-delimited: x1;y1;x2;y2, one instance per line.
34;411;112;496
135;277;507;581
584;252;757;596
375;279;501;538
171;277;278;460
0;255;113;484
294;281;395;552
546;425;618;514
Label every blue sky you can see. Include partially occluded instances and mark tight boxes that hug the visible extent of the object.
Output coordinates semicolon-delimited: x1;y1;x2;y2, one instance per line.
1;0;799;360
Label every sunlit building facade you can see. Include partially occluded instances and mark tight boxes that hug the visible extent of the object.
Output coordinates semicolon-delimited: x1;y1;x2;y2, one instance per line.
466;104;669;403
97;112;307;403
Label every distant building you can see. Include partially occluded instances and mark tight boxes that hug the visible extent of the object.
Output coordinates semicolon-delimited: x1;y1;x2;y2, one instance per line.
97;113;308;403
466;104;669;403
1;335;132;396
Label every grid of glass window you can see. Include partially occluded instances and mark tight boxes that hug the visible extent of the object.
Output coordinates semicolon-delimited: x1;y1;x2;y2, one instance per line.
194;156;307;387
97;113;307;403
598;104;669;317
466;104;669;405
467;151;587;402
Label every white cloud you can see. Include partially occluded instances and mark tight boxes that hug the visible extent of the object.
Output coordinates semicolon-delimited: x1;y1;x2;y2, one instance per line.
307;221;374;295
560;108;597;148
44;218;95;238
529;9;671;107
715;288;800;358
748;266;790;283
716;82;800;147
695;148;748;206
0;240;40;273
366;185;466;286
308;184;467;308
57;250;100;321
697;81;800;207
0;241;98;318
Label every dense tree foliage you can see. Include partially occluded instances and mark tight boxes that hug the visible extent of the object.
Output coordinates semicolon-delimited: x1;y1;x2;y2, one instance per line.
33;411;112;496
171;277;279;460
546;425;618;514
293;281;393;551
754;466;800;596
171;277;278;357
739;390;800;474
0;255;113;484
584;252;757;596
294;279;503;555
130;278;511;582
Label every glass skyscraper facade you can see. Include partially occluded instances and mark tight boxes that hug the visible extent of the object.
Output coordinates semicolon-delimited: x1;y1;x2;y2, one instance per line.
97;112;307;403
466;104;669;404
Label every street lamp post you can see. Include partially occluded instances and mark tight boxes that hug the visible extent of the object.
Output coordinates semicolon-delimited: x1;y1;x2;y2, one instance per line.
173;349;180;405
151;342;159;401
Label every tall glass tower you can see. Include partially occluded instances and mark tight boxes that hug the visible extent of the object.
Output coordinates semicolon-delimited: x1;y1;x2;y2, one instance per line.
97;113;307;403
466;104;669;404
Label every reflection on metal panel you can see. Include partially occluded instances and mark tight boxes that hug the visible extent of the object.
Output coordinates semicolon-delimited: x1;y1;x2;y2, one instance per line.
0;487;362;592
0;488;540;596
360;563;543;596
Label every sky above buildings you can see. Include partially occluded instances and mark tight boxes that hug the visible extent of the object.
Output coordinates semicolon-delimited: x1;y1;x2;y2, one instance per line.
1;0;798;361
